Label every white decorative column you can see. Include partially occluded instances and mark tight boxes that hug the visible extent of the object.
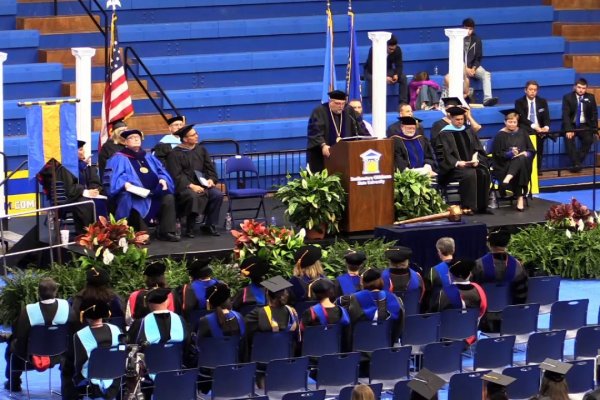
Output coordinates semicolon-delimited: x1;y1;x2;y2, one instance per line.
444;28;469;105
368;31;391;138
0;52;7;219
71;47;96;156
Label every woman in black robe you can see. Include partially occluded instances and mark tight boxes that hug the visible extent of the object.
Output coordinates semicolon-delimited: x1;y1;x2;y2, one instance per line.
491;110;536;211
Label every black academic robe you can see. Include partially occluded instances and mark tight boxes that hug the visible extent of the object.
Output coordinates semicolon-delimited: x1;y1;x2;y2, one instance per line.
128;312;190;346
389;134;436;172
430;118;450;149
98;141;125;177
491;128;536;197
435;125;491;212
197;311;244;339
306;104;364;173
300;304;347;328
431;283;484;313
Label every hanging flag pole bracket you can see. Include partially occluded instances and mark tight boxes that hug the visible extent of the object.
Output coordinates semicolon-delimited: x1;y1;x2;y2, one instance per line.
17;98;80;107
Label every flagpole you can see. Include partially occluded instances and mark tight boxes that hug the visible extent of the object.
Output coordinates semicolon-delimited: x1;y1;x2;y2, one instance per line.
0;52;7;224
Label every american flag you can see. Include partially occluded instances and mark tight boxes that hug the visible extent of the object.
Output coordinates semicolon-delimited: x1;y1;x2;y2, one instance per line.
99;10;134;148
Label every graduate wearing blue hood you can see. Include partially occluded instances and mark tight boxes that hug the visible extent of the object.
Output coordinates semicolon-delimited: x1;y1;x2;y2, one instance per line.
435;106;491;214
388;116;437;175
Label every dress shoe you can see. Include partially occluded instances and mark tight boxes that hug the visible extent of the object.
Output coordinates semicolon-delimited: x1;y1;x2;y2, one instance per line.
201;224;220;236
4;381;22;392
184;229;195;239
483;97;498;107
156;232;180;242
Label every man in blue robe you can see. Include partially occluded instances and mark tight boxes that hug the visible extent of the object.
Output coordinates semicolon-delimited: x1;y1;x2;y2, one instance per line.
107;129;179;242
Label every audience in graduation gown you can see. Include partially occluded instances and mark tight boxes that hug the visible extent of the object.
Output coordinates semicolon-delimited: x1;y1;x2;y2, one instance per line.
175;259;219;326
425;237;455;312
388;116;437;175
300;278;350;330
98;119;127;178
482;372;515;400
408;368;445;400
4;278;75;393
289;245;326;303
334;250;366;300
381;247;425;302
231;256;270;314
125;261;175;326
430;97;482;149
529;359;572;400
71;300;122;400
435;105;491;214
107;129;179;242
165;124;224;238
491;109;536;211
152;115;186;166
472;229;529;333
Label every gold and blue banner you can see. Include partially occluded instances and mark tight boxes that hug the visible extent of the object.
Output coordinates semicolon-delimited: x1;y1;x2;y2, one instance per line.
26;103;78;178
321;5;337;104
346;6;361;102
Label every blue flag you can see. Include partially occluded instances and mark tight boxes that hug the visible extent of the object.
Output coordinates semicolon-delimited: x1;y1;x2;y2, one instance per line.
346;8;361;102
27;103;78;178
321;6;337;104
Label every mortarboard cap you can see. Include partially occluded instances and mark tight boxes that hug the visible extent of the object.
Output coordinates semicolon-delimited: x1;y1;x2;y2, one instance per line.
361;268;381;284
240;256;270;280
539;358;573;382
79;299;111;322
120;129;144;140
481;372;516;392
261;275;293;294
112;120;127;130
399;116;420;126
500;109;520;117
144;261;166;278
442;97;463;107
446;106;467;116
206;282;231;309
408;368;446;399
344;250;366;266
174;124;195;141
188;259;213;280
448;259;475;279
328;90;347;101
166;115;185;125
294;245;322;268
86;267;109;287
385;246;413;263
77;140;86;148
146;287;172;304
488;229;511;247
308;278;334;297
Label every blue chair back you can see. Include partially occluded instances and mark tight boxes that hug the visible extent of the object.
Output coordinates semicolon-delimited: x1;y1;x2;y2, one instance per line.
422;340;463;375
88;346;127;380
338;383;383;400
526;275;560;307
503;365;540;400
225;155;259;175
154;369;197;400
482;282;511;313
526;330;566;364
394;290;420;316
550;299;589;332
401;313;440;350
281;390;326;400
301;324;341;357
352;320;391;352
144;342;184;374
27;324;69;357
197;335;240;368
440;308;478;341
265;357;309;397
212;362;256;400
316;352;361;395
574;325;600;359
500;303;539;336
566;359;595;394
448;370;489;400
392;380;411;400
251;331;293;363
369;346;411;389
473;336;515;371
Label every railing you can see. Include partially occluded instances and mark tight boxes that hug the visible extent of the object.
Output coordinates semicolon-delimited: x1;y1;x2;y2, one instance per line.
75;0;110;79
124;46;181;123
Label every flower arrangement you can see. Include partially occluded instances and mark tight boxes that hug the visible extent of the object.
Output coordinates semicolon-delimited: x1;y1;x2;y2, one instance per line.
231;219;306;278
544;198;597;231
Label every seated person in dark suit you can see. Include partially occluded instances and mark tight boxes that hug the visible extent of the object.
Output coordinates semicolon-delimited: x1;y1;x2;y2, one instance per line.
166;124;224;238
232;256;270;313
152;115;186;166
107;129;179;242
386;103;425;138
364;34;408;106
4;278;75;393
388;116;436;175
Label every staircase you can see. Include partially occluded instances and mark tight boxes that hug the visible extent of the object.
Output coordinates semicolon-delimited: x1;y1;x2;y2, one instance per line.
14;5;170;135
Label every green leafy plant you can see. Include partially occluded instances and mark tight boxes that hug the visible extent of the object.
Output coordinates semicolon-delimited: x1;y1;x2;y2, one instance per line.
321;238;397;278
0;268;49;325
275;168;346;234
393;169;446;221
210;258;245;296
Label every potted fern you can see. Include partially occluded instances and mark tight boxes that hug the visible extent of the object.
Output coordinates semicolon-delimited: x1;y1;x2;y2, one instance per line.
275;168;346;239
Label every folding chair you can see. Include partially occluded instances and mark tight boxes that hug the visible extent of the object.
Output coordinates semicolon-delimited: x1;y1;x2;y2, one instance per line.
352;320;391;352
448;370;489;400
549;299;588;339
316;352;361;395
301;324;341;357
566;359;595;395
264;357;309;399
574;325;600;359
473;336;515;372
401;313;440;354
197;335;240;368
392;380;411;400
281;390;326;400
439;308;478;342
526;275;560;314
212;362;256;400
482;282;511;313
224;155;267;224
10;324;69;398
525;330;566;364
394;290;420;316
503;365;540;400
154;369;197;400
251;331;294;363
144;342;184;375
85;345;128;399
369;346;411;391
481;303;539;345
338;383;383;400
422;340;463;382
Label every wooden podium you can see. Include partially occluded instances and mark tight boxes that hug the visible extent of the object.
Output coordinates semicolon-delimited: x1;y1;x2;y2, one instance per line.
325;138;395;232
